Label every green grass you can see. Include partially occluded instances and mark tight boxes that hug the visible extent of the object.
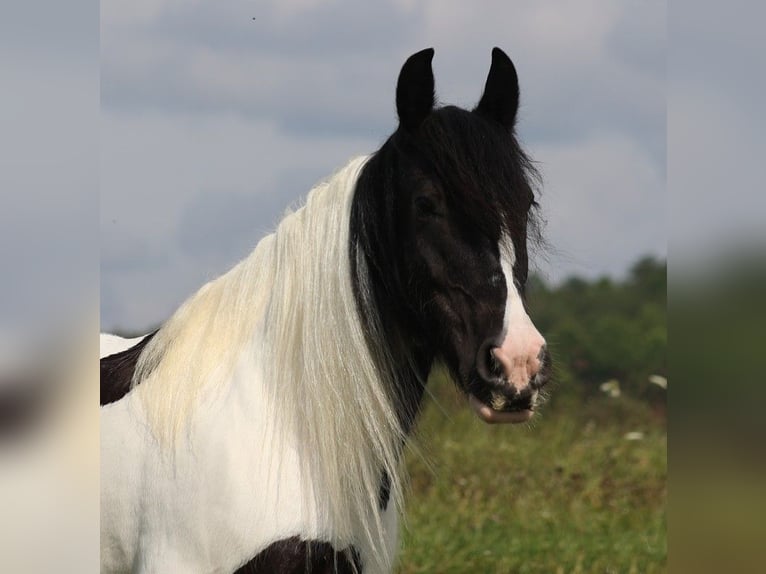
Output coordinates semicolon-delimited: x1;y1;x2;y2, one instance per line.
395;374;667;573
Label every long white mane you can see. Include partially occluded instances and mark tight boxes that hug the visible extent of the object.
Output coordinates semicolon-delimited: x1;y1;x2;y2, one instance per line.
132;156;406;570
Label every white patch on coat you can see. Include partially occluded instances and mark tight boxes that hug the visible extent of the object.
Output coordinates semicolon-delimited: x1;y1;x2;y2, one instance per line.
496;237;546;390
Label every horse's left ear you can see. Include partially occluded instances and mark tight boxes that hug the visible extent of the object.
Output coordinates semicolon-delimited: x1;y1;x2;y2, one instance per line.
475;47;519;129
396;48;436;132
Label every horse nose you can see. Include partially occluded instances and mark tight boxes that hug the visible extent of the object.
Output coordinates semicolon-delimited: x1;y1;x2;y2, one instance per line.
491;339;547;392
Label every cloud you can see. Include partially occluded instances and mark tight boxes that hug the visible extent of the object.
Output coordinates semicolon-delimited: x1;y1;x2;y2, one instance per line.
100;0;667;331
532;133;666;282
669;0;766;265
1;51;97;331
100;231;170;274
176;188;289;259
102;0;423;137
99;108;377;330
0;0;96;57
101;1;665;148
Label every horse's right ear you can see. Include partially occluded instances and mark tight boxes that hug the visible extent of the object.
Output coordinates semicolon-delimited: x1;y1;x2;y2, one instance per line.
475;47;519;129
396;48;435;132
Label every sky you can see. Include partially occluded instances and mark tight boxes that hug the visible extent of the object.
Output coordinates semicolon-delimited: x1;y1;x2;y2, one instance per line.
98;0;668;332
0;1;98;338
669;2;766;268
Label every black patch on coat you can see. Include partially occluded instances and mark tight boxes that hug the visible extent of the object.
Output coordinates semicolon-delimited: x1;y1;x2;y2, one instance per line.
233;537;362;574
100;331;157;405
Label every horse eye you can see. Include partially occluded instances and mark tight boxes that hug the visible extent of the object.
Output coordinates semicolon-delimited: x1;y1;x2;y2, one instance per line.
414;195;438;216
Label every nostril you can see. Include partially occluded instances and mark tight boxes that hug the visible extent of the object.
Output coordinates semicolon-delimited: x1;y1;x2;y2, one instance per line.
476;339;503;382
537;344;547;363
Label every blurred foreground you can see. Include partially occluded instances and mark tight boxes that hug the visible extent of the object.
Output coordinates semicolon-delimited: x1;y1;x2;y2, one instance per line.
671;249;766;574
0;322;99;573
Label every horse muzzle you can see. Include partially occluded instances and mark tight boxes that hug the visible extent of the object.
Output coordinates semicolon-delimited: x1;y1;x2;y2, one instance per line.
469;337;550;424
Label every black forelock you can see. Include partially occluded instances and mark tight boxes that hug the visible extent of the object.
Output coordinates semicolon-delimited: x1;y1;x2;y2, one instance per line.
392;105;543;245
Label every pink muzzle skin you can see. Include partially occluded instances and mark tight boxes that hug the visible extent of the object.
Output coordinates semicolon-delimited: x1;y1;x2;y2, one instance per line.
469;323;546;424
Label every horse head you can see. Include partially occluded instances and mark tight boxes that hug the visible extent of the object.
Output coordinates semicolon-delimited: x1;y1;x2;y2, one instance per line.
355;48;551;425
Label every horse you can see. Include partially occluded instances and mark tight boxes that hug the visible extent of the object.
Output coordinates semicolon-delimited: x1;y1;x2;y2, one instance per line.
100;47;551;574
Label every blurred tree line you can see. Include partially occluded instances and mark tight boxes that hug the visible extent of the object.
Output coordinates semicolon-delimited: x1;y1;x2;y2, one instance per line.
111;255;667;410
527;256;666;405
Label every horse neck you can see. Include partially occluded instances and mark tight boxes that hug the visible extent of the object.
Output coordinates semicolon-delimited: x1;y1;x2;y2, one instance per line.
349;153;434;436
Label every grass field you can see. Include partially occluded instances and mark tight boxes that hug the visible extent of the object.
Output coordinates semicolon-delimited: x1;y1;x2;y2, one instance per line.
395;372;667;574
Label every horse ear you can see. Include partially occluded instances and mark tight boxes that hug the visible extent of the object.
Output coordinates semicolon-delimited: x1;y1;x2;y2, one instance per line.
475;47;519;129
396;48;435;131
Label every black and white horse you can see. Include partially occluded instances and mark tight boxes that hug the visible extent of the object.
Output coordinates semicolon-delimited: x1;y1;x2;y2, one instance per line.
100;48;550;574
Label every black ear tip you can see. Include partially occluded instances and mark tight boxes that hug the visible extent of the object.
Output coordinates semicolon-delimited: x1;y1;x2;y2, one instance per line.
475;47;520;128
407;47;435;64
491;47;514;69
396;48;436;131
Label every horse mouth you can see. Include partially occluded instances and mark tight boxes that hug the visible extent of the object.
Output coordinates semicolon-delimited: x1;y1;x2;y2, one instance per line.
468;394;535;424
